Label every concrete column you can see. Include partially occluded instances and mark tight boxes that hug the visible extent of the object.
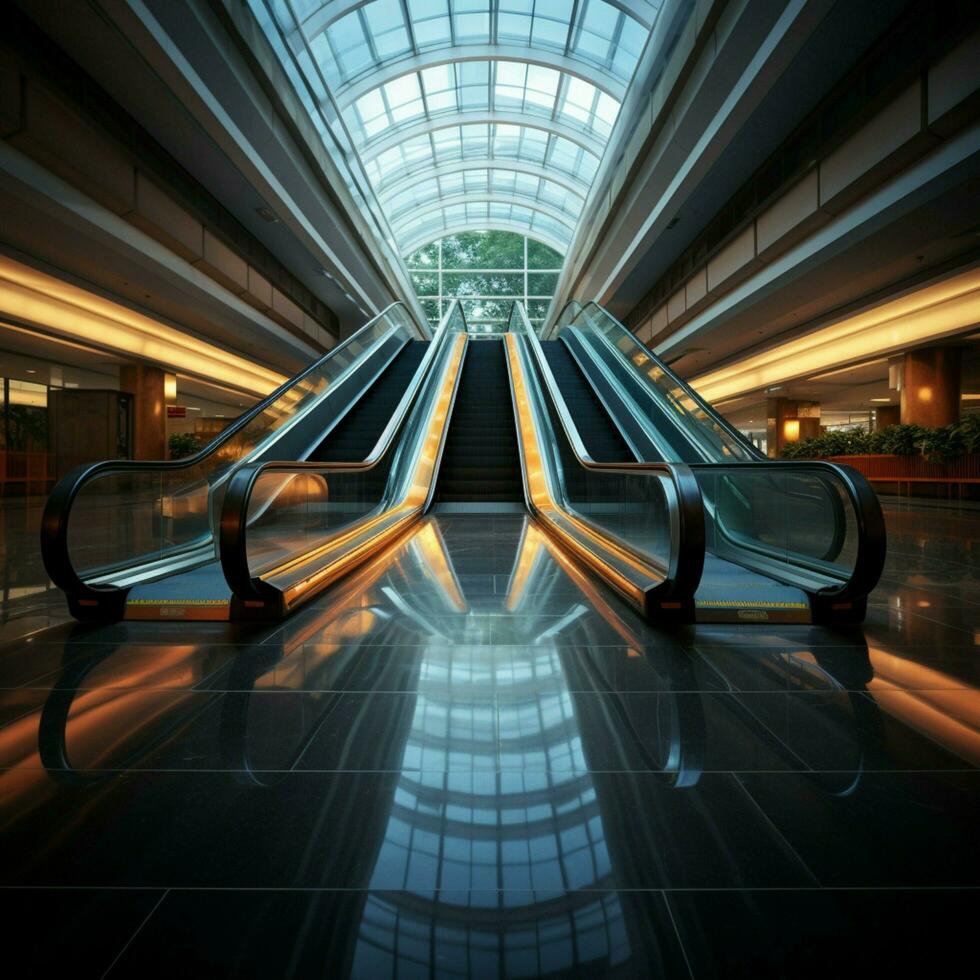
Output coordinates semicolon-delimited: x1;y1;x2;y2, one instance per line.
875;405;900;430
119;363;166;460
766;398;820;458
900;347;961;427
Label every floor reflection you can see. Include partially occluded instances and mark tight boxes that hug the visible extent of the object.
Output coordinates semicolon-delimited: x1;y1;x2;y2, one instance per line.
0;507;978;975
352;521;635;975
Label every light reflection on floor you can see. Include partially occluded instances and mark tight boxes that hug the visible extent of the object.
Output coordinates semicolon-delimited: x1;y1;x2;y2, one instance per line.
0;501;978;975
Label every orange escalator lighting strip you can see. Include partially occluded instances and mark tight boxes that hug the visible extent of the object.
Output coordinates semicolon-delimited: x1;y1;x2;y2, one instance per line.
505;521;545;612
279;334;467;607
504;333;653;606
412;520;468;613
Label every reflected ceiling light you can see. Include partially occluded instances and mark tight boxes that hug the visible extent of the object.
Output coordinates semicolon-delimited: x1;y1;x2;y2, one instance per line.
0;256;285;398
692;266;980;403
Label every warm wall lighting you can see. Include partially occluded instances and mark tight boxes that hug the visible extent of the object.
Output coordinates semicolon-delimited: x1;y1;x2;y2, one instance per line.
690;265;980;402
870;397;891;403
782;419;800;442
0;255;286;397
916;386;933;402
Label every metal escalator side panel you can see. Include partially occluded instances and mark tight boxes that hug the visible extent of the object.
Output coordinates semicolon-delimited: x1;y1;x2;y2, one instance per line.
219;332;468;619
502;331;704;622
42;302;424;619
691;459;886;622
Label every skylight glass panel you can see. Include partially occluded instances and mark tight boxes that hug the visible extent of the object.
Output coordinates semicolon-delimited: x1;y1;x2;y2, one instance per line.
613;15;648;79
497;3;532;45
408;0;451;47
421;64;457;113
572;0;619;67
531;0;575;49
384;75;424;121
453;0;490;42
459;61;490;108
319;15;370;84
249;0;658;271
364;0;411;59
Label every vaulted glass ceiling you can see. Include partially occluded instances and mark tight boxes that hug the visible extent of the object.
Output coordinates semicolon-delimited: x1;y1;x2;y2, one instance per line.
249;1;660;256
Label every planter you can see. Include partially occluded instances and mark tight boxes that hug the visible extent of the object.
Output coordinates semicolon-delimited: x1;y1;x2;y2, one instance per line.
821;454;980;482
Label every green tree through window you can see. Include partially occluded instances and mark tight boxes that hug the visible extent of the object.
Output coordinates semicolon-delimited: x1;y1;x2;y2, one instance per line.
406;231;563;333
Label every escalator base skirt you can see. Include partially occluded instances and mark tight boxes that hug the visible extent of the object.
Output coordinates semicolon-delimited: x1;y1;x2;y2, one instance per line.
124;599;231;621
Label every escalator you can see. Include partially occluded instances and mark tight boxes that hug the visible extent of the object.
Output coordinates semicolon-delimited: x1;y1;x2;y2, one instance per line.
434;340;523;504
42;292;883;630
525;301;886;624
540;341;633;463
311;342;428;462
41;304;441;622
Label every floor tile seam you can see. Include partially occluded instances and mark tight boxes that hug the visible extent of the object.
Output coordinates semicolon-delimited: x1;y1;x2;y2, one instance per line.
99;888;169;979
880;548;980;568
730;772;822;888
891;611;977;635
4;884;980;893
661;890;696;980
3;765;976;774
11;685;979;693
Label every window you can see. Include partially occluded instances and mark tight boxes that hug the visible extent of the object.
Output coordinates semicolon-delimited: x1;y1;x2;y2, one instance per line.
406;231;563;333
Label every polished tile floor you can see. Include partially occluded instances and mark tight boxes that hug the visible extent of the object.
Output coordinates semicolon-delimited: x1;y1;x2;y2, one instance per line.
1;497;978;977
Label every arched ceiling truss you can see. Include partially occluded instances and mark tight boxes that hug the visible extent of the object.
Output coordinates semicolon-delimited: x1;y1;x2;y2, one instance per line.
250;0;659;257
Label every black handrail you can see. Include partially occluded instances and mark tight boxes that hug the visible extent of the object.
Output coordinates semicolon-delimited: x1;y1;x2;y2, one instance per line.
218;303;468;609
550;299;885;603
556;298;762;458
508;321;705;617
691;458;887;605
40;302;421;603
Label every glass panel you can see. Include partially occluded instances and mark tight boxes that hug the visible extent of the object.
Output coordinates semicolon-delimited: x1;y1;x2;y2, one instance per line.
406;242;439;267
508;307;675;578
696;466;860;581
441;231;525;268
528;272;558;295
567;303;756;462
411;271;440;296
64;304;421;581
236;304;468;590
528;240;564;269
461;299;512;322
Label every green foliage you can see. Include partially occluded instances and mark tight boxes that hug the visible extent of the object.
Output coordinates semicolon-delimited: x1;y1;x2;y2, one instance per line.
958;413;980;454
440;231;526;269
527;239;564;269
780;416;980;461
405;243;438;268
405;232;565;272
410;271;439;296
168;432;201;460
527;272;559;296
442;271;524;296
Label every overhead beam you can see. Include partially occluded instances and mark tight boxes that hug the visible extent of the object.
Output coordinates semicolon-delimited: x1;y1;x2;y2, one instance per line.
389;194;578;235
360;111;604;161
334;46;626;107
376;159;589;204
